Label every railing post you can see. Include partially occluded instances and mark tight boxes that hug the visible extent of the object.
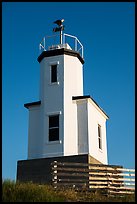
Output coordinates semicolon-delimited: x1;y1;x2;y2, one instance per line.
75;38;77;51
81;46;83;58
52;161;58;189
43;37;45;50
39;44;41;54
63;33;65;44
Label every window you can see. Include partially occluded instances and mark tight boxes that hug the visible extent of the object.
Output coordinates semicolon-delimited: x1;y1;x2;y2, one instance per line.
51;64;57;83
98;125;102;150
49;115;59;141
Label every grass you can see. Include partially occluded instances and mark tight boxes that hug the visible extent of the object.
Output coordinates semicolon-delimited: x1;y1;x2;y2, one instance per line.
2;179;135;202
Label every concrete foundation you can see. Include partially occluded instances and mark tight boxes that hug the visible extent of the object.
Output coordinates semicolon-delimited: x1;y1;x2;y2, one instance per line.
16;154;101;184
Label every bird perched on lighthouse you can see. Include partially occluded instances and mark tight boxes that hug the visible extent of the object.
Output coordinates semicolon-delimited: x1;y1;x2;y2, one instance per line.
53;19;65;34
54;19;64;26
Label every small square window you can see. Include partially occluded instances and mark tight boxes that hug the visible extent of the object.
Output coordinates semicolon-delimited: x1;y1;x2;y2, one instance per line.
49;115;59;141
98;125;102;150
51;65;57;83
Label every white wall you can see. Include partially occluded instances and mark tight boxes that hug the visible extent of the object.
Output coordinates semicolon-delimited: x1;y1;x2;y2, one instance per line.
27;49;108;163
64;55;83;156
77;101;89;154
40;55;64;158
28;106;43;159
73;98;108;164
87;98;108;164
28;52;84;159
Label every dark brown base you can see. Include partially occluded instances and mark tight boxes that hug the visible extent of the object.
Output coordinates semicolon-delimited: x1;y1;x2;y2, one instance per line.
16;154;101;184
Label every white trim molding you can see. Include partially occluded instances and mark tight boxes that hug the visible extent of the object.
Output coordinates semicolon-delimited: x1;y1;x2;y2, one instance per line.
46;111;62;116
49;61;59;65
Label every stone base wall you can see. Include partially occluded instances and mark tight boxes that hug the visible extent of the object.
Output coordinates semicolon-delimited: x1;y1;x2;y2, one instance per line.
17;154;102;184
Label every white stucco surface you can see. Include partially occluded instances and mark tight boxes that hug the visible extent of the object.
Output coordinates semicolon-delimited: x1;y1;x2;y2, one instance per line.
76;100;88;154
64;55;83;156
40;55;64;158
28;106;42;159
73;98;108;164
87;98;108;164
26;46;108;164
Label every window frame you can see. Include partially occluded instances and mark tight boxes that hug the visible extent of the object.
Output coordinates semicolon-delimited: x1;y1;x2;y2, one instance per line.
50;64;58;84
48;114;59;142
98;124;102;150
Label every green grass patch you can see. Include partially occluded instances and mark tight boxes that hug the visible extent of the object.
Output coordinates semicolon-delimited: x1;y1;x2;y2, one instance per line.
2;179;135;202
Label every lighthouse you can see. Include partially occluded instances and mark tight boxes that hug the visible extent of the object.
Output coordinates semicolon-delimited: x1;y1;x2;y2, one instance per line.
17;20;109;183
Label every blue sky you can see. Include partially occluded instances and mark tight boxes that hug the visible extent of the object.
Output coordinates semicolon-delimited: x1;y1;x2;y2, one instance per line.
2;2;135;180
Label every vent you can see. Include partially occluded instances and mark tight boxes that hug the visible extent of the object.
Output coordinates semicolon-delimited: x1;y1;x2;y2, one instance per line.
48;43;72;51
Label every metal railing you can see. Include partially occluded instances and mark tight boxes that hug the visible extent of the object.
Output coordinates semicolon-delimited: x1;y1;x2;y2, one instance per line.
39;33;83;58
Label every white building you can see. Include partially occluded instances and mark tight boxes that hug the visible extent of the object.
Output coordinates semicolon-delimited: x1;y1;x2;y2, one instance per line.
24;24;109;165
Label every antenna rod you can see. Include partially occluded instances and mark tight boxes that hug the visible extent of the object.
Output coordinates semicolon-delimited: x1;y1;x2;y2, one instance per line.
53;19;65;44
60;29;63;44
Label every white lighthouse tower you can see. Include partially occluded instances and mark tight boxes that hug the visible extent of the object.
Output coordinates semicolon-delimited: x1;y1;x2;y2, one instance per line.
17;20;109;183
